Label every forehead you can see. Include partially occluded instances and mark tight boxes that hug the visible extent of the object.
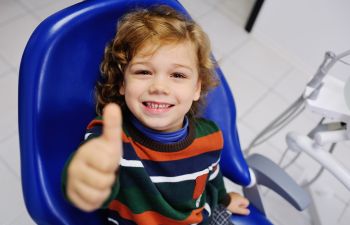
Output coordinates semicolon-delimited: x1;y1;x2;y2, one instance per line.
132;40;198;64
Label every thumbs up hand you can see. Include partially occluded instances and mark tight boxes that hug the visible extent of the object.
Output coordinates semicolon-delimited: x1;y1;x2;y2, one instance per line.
66;103;123;212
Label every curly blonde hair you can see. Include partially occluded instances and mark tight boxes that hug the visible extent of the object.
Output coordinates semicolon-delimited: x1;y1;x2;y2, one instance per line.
96;5;218;117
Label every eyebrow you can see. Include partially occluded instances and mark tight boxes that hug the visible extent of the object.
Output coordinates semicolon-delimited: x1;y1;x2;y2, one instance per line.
173;64;194;72
129;62;194;73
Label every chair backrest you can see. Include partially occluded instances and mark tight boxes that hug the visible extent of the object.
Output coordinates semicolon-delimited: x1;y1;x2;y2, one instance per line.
18;0;250;224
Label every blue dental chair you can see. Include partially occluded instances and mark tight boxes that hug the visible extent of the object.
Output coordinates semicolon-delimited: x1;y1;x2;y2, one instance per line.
18;0;310;224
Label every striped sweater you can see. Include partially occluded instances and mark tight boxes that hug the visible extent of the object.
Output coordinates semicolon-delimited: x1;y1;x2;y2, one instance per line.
64;116;229;225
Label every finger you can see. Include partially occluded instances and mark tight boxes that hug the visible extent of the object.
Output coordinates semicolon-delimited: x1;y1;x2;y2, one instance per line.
73;179;111;209
67;188;98;212
239;198;250;208
102;103;122;146
79;165;116;190
235;206;250;215
84;140;120;172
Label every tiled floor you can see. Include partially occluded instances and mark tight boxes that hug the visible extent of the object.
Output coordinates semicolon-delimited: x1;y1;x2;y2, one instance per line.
0;0;349;224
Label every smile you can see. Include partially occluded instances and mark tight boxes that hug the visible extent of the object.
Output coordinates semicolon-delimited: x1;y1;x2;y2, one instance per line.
142;101;174;110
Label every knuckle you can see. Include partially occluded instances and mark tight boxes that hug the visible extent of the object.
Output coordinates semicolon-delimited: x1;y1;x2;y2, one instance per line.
89;190;110;206
101;159;117;172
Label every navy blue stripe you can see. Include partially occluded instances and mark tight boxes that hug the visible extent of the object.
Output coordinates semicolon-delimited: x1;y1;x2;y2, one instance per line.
86;125;102;138
122;143;140;160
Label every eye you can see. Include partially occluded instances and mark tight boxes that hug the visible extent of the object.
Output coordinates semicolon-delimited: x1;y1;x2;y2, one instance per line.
135;70;151;75
171;72;186;79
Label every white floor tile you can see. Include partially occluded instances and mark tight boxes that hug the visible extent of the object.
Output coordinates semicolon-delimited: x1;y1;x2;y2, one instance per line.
179;0;214;20
240;90;290;132
307;183;347;225
333;141;350;172
0;162;25;225
0;57;12;76
221;59;269;118
8;209;36;225
227;38;293;87
339;201;350;225
0;73;19;140
0;14;39;68
244;138;284;164
196;8;249;61
32;0;83;21
203;0;226;7
17;0;60;10
236;120;256;150
216;0;255;28
0;133;21;177
0;0;27;25
263;190;312;225
273;68;312;103
312;169;350;204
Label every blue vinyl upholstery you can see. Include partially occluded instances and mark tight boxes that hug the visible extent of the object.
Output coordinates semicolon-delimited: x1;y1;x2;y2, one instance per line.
18;0;272;224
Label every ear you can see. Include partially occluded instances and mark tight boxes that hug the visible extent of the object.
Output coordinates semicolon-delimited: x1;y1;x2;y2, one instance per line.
193;79;202;101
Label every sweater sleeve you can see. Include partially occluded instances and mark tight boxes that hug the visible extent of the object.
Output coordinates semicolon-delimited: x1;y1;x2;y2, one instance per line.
197;118;230;207
61;117;121;208
208;165;230;207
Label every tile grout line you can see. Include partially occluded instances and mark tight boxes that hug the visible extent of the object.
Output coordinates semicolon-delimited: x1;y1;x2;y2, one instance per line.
0;155;20;179
217;36;251;65
14;0;46;22
237;86;271;121
0;129;18;143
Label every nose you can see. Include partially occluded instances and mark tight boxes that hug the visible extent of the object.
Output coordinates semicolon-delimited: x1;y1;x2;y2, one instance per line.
148;75;170;95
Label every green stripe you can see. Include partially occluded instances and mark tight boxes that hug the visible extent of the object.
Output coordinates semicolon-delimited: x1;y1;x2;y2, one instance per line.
120;167;197;202
194;118;220;138
117;167;202;219
208;171;227;203
117;186;194;220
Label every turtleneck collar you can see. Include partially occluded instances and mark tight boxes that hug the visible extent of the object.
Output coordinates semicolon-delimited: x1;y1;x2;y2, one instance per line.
130;115;189;144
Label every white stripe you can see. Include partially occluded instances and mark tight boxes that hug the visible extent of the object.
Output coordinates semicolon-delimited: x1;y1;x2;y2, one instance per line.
209;164;220;181
151;169;209;183
208;159;220;170
204;203;211;216
84;133;93;140
107;217;119;225
150;159;220;183
118;158;221;183
196;194;202;207
120;159;143;167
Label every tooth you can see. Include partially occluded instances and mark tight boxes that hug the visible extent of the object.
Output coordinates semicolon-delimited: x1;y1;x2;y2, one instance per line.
145;102;171;109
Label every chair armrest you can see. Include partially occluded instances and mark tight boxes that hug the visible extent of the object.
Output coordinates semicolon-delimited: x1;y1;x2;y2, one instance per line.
245;154;310;211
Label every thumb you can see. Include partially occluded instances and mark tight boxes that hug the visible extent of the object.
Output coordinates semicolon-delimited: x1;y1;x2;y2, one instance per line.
102;103;122;146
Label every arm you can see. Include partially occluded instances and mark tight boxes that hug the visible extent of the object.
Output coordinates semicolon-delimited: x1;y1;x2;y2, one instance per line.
244;154;310;214
62;104;123;212
208;165;250;215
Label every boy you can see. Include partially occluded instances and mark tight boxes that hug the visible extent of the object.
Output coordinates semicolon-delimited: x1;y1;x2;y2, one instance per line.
63;5;249;225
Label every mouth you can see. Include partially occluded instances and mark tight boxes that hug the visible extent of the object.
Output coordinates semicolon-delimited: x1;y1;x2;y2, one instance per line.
142;101;174;110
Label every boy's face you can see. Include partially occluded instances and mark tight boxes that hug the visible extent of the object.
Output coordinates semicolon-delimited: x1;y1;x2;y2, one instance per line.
120;41;201;132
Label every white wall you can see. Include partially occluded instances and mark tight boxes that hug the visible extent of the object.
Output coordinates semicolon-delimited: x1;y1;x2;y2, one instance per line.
252;0;350;79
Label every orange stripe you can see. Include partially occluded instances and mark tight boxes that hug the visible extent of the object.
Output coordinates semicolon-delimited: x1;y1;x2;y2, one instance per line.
109;200;203;225
122;132;131;143
87;119;103;129
130;131;223;161
193;173;208;199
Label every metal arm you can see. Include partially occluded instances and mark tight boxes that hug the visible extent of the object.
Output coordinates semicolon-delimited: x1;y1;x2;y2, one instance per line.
243;154;311;215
